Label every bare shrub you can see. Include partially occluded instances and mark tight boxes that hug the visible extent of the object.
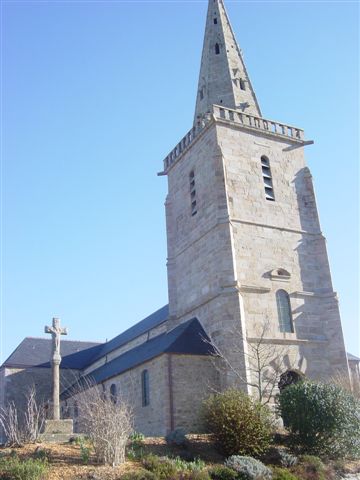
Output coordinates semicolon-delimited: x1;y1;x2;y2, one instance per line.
330;369;360;399
24;385;46;442
76;380;133;466
0;401;22;446
0;385;45;446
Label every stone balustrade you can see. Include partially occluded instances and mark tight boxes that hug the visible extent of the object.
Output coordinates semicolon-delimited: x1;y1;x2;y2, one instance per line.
213;105;304;142
162;105;304;173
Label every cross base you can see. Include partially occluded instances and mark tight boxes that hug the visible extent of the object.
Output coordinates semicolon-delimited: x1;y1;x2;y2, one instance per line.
39;419;75;443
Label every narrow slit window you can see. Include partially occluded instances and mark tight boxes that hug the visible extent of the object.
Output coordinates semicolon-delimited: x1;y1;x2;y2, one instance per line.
261;155;275;201
240;78;246;90
110;383;117;404
276;290;294;333
215;43;220;55
213;18;218;24
189;171;197;216
142;370;150;407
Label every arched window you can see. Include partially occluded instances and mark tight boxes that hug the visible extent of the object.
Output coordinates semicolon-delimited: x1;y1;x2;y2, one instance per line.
215;43;220;55
110;383;117;404
141;370;150;407
261;155;275;201
239;78;246;90
276;290;294;333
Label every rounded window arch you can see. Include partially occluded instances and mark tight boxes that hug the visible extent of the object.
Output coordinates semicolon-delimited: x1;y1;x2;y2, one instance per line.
278;370;304;393
276;289;294;333
110;383;117;404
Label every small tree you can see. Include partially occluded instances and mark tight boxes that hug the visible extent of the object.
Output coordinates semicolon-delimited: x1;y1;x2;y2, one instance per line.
204;320;296;404
278;381;360;458
76;380;134;466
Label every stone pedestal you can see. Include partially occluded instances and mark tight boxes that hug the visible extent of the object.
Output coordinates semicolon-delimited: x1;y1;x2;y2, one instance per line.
39;419;75;443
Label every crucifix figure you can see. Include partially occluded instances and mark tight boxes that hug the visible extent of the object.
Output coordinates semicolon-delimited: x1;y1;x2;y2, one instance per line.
45;317;68;420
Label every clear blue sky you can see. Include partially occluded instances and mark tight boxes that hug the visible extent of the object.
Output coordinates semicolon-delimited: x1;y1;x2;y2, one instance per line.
1;0;359;362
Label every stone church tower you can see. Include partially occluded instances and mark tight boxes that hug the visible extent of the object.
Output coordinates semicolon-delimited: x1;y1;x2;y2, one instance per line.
160;0;350;393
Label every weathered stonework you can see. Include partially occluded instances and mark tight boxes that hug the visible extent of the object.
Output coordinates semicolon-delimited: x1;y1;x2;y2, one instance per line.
1;0;352;442
164;105;350;390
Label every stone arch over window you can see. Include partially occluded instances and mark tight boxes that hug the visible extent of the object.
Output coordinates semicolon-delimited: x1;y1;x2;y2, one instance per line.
278;370;304;393
276;289;294;333
270;268;291;281
110;383;117;404
141;370;150;407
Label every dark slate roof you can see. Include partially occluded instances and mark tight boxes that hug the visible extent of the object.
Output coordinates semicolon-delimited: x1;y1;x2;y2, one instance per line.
61;318;217;399
89;305;169;364
347;352;360;362
2;338;102;370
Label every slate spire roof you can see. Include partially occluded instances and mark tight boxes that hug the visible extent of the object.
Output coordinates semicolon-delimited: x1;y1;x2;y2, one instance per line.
194;0;261;124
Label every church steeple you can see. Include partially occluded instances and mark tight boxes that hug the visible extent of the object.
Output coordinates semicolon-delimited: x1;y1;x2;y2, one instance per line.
194;0;261;124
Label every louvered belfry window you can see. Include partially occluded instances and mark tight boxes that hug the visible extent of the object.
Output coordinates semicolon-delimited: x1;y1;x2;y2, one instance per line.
261;155;275;201
189;171;197;216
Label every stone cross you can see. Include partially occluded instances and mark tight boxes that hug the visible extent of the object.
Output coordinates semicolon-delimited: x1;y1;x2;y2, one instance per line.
45;317;68;420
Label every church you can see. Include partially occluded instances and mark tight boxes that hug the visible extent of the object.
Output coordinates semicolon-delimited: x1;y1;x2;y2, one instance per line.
1;0;355;440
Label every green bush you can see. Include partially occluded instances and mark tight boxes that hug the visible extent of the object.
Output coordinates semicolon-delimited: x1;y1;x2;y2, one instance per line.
202;389;273;457
224;456;272;480
0;457;48;480
208;465;238;480
292;455;326;480
271;468;299;480
171;457;206;472
128;432;146;460
121;468;158;480
180;471;211;480
266;448;298;468
142;455;177;480
278;381;360;458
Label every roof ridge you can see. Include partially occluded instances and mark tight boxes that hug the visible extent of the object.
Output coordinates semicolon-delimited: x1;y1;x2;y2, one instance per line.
24;336;102;344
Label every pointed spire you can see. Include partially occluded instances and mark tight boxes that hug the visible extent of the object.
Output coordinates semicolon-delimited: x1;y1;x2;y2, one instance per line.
194;0;261;124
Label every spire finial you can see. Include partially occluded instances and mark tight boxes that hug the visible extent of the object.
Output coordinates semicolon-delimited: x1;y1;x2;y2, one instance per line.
194;0;261;124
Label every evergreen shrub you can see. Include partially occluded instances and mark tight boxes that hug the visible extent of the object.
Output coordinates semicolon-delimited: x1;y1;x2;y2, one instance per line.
122;468;158;480
202;389;273;457
224;455;272;480
292;455;326;480
208;465;238;480
271;468;299;480
278;381;360;458
0;457;48;480
142;455;177;480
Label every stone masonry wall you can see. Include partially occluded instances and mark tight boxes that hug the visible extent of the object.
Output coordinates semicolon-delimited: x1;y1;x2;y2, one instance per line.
170;354;220;432
217;122;350;380
65;355;171;437
165;118;350;392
